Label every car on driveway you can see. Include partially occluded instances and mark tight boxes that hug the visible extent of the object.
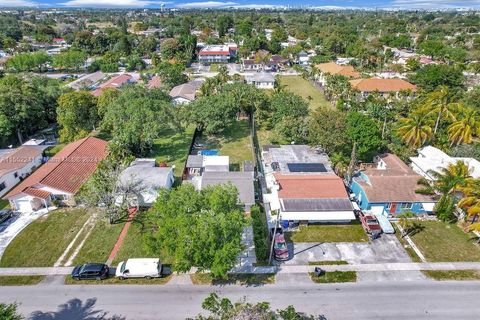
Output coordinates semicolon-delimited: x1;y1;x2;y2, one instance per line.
71;263;109;281
0;209;13;225
274;233;289;261
359;212;382;236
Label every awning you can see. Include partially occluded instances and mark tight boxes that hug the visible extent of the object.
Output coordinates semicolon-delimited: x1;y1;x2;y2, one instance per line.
422;202;435;212
370;205;386;216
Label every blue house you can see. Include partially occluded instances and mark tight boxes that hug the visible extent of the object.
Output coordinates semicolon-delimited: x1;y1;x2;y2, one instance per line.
350;153;436;217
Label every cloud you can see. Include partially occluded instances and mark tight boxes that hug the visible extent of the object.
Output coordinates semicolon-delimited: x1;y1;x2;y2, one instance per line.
61;0;169;7
0;0;38;6
389;0;480;8
176;1;236;8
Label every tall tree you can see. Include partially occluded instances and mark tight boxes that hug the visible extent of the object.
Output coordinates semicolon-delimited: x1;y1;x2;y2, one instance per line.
448;106;480;146
145;184;246;278
345;112;383;161
57;91;98;143
397;113;434;149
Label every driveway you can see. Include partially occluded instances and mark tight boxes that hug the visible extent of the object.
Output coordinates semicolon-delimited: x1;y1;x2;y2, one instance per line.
0;210;48;260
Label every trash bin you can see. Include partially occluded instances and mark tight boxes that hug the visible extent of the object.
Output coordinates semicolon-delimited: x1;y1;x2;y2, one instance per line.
314;267;325;277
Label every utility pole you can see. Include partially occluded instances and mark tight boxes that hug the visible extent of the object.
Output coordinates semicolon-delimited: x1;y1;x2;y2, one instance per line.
268;210;281;265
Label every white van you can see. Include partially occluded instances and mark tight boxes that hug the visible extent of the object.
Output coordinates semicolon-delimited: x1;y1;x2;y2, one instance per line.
115;258;164;279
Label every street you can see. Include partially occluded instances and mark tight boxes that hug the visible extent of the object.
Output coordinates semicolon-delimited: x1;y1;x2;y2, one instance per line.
1;280;479;319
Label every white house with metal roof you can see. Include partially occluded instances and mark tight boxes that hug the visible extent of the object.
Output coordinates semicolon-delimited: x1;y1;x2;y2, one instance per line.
245;72;275;89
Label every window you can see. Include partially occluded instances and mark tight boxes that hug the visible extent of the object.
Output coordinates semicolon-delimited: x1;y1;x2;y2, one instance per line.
400;203;413;210
0;182;5;192
385;203;392;209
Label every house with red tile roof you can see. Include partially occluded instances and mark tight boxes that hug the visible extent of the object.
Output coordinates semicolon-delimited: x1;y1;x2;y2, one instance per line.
349;78;416;99
91;74;134;97
0;146;46;198
4;137;108;213
350;153;436;217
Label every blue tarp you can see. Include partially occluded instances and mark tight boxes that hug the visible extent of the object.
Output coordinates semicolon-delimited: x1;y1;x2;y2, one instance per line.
200;149;219;156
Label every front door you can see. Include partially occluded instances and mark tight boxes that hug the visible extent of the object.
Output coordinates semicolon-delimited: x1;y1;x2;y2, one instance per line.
389;203;397;214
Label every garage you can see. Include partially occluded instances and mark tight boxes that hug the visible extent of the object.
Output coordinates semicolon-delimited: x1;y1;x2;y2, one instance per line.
14;199;33;213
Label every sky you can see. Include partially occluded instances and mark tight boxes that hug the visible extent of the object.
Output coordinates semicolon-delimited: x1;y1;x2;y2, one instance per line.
1;0;480;10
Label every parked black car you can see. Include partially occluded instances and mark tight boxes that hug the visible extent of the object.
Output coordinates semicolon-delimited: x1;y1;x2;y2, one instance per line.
0;209;13;224
71;263;109;281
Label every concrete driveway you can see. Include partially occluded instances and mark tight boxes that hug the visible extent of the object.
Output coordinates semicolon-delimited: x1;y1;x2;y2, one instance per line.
275;234;426;282
0;209;48;260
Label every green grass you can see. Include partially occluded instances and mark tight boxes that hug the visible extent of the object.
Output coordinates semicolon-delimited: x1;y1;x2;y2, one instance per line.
0;209;90;267
209;64;219;72
407;221;480;262
65;275;172;285
112;222;161;266
190;273;275;285
150;125;196;182
197;120;253;171
72;219;124;265
0;276;45;286
309;271;357;283
44;144;65;157
308;260;349;265
393;224;422;263
279;75;333;111
285;223;368;243
422;270;480;281
255;128;288;147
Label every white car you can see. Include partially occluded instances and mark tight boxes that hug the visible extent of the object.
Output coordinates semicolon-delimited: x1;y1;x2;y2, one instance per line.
115;258;165;279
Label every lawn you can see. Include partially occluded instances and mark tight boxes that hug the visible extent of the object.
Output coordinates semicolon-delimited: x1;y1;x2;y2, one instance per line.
65;275;172;285
0;276;45;286
255;128;288;147
279;75;333;111
197;120;253;171
112;222;161;266
190;273;275;285
422;270;480;281
44;144;65;157
407;221;480;262
72;219;124;265
0;209;90;267
150;125;196;182
309;271;357;283
285;223;368;243
0;199;9;209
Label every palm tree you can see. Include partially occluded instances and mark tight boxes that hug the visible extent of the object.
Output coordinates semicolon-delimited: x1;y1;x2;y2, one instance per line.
447;106;480;146
458;179;480;236
397;112;434;148
421;86;456;135
417;160;473;221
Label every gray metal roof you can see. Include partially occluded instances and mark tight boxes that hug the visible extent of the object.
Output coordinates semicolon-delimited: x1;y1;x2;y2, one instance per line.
119;162;173;190
281;198;353;212
201;171;255;205
186;155;203;168
244;161;254;172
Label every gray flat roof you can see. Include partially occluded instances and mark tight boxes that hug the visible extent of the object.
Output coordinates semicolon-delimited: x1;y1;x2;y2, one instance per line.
201;171;255;205
265;145;333;173
119;164;172;189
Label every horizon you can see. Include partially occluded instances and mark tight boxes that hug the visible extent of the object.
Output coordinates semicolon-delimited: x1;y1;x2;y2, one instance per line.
2;0;480;10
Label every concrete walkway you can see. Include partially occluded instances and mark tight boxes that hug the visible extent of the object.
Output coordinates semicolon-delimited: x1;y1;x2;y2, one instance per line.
2;262;480;276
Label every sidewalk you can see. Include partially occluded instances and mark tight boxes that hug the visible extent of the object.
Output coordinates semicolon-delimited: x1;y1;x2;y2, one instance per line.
2;262;480;276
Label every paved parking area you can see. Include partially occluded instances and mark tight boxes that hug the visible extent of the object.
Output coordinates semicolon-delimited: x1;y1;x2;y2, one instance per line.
277;234;412;266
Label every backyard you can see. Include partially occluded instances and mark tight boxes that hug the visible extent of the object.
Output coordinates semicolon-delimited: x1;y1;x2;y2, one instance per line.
150;125;196;182
279;75;333;111
0;209;90;267
407;221;480;262
285;223;368;243
196;120;254;171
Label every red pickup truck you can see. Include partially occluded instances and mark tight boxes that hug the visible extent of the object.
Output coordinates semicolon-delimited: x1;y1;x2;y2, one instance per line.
359;212;382;236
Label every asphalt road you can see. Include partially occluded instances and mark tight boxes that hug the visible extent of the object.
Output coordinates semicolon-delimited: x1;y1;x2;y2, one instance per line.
1;281;480;320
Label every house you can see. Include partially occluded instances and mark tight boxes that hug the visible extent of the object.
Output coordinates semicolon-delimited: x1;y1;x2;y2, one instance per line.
271;174;355;223
298;50;309;65
169;83;196;105
91;74;134;97
184;154;254;211
117;158;174;207
242;59;262;72
245;72;275;89
200;171;255;211
261;145;354;224
0;146;46;198
410;146;480;180
198;45;232;64
52;38;67;45
316;62;360;86
4;137;108;213
350;153;436;217
349;78;416;99
67;71;106;90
